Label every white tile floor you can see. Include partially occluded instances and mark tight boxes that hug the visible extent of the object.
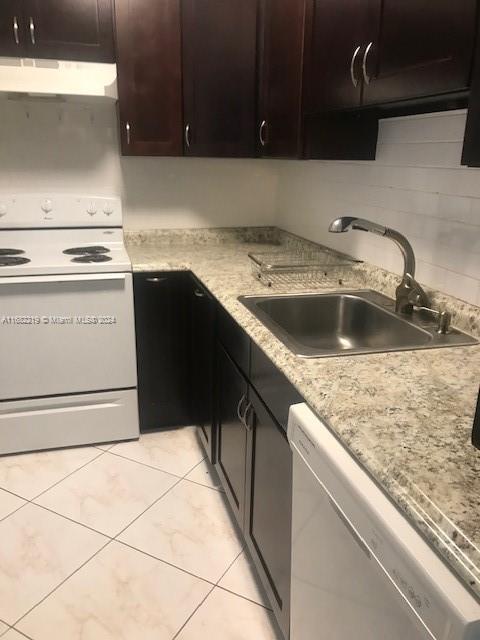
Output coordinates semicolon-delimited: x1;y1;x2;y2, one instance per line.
0;426;282;640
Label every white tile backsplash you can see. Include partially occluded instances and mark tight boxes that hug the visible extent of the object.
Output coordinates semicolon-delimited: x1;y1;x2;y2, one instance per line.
275;110;480;304
0;99;479;304
0;98;277;231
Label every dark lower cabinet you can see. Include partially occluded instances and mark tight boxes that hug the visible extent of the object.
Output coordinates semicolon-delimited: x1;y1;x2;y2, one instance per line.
133;272;191;431
215;344;249;529
190;277;216;462
246;387;292;638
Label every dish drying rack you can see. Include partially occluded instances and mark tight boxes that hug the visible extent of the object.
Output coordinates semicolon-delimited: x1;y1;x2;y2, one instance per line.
248;248;360;287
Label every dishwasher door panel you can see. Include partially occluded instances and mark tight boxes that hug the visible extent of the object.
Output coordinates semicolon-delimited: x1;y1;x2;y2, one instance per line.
291;448;431;640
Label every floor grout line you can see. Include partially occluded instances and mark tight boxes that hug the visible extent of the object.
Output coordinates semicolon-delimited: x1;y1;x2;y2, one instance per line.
171;548;244;640
115;539;217;587
29;502;113;539
1;432;276;637
105;448;196;479
215;584;273;611
28;448;106;502
12;537;113;628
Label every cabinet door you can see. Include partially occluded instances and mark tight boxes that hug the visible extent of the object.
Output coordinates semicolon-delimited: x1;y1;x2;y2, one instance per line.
190;278;216;463
305;0;381;112
245;387;292;637
115;0;183;156
0;1;26;57
133;273;191;431
23;0;114;62
182;0;257;158
215;344;249;529
363;1;477;106
257;0;306;158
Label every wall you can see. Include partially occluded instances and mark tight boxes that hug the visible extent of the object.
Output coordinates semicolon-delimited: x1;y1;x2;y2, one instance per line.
275;110;480;305
0;98;277;230
0;99;479;304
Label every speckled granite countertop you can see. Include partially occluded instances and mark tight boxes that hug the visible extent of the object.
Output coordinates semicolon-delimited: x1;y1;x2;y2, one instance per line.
126;227;480;599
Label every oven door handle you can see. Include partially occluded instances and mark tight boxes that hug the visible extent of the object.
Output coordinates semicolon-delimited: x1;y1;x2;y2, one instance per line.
0;273;127;285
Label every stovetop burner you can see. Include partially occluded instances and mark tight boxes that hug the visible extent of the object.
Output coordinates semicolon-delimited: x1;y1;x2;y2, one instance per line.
63;246;111;256
71;254;113;264
0;248;25;256
0;256;31;267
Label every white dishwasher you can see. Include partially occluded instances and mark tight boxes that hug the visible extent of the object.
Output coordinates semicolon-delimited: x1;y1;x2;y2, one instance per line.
288;403;480;640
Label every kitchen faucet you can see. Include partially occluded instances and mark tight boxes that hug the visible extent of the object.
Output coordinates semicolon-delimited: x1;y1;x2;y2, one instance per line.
328;217;451;333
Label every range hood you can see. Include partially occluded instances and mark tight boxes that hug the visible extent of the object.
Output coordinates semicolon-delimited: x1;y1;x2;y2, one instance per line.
0;57;117;101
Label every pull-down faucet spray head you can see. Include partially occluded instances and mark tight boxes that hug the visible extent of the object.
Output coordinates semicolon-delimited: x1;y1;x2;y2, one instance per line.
329;216;430;314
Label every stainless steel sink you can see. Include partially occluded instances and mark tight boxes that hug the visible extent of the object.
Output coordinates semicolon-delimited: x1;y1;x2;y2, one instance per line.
238;290;478;357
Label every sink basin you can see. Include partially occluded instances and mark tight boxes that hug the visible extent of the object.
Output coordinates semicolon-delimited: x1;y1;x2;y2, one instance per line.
238;290;477;357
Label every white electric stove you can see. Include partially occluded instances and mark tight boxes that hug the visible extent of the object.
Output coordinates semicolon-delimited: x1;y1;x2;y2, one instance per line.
0;193;139;455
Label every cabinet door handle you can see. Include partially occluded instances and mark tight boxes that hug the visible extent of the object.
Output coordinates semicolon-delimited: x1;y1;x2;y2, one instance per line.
145;276;167;283
194;289;206;298
237;395;247;424
259;120;267;147
185;123;191;149
29;17;36;45
362;41;373;85
125;121;131;145
350;45;361;88
13;16;20;44
244;402;254;431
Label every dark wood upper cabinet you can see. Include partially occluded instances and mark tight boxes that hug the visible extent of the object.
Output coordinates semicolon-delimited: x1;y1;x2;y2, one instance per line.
182;0;258;158
115;0;183;156
0;1;25;57
363;0;477;106
22;0;114;62
257;0;307;158
304;0;381;113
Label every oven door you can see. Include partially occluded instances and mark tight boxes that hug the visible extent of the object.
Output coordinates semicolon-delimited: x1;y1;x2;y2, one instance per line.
0;273;137;400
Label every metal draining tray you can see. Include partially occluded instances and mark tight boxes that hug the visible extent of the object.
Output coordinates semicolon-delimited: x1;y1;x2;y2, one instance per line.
248;248;360;287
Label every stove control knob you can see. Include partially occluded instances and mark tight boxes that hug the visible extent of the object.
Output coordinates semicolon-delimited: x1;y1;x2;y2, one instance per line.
41;199;53;214
87;203;97;216
103;203;114;216
0;203;7;217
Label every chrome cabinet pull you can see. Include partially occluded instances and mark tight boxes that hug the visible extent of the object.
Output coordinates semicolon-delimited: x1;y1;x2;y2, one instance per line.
237;395;247;424
145;276;167;283
185;123;191;149
350;45;361;88
29;17;35;45
194;289;206;298
362;41;373;85
259;120;267;147
13;16;20;45
125;121;131;145
244;402;254;431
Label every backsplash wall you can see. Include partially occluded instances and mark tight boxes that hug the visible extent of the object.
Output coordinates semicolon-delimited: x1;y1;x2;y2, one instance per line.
0;99;277;229
275;110;480;305
1;100;479;304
